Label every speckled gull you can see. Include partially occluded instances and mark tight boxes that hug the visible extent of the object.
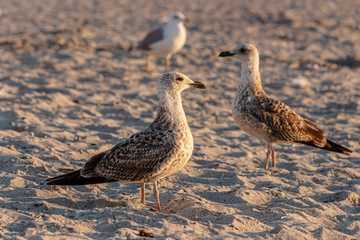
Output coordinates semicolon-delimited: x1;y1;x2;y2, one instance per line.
219;43;352;169
46;72;206;211
129;12;189;72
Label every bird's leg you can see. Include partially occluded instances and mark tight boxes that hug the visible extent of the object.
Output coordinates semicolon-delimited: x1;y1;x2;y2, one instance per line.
265;144;271;170
165;54;171;72
145;55;151;72
152;181;161;211
141;183;146;205
270;144;276;168
141;183;155;208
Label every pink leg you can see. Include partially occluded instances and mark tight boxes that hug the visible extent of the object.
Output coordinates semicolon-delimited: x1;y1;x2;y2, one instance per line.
165;55;171;72
145;55;151;72
141;183;146;205
152;181;161;211
265;144;271;170
270;144;276;168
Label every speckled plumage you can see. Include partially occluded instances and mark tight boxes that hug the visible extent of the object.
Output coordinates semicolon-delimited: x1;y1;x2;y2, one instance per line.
219;43;352;169
46;72;206;211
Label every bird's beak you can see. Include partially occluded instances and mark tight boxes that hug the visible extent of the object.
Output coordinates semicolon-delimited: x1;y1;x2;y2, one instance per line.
189;81;206;89
184;18;191;23
219;51;235;57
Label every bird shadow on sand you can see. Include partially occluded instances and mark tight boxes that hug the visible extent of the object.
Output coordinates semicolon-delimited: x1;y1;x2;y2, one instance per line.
45;196;128;210
326;55;360;69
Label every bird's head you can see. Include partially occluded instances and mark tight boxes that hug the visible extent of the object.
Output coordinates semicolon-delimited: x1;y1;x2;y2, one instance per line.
167;12;190;24
158;72;206;94
219;43;259;63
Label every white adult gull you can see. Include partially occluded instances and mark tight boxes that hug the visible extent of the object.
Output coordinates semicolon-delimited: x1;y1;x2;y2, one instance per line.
219;43;352;169
46;72;206;211
129;12;189;72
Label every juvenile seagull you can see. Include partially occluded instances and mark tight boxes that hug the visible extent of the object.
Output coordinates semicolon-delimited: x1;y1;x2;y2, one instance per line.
219;43;352;169
46;72;206;211
129;12;189;72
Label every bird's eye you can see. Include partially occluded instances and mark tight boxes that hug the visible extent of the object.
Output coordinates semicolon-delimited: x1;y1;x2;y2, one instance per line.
176;76;184;81
174;16;179;20
240;48;246;53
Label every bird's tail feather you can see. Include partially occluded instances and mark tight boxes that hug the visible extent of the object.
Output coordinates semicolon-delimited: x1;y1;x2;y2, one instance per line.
300;139;352;156
46;170;117;186
322;139;352;156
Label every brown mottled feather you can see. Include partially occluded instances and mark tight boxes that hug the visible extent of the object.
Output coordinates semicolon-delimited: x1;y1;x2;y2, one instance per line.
91;129;176;182
235;85;351;155
76;107;192;183
46;72;205;211
46;72;203;186
244;93;326;145
221;43;352;169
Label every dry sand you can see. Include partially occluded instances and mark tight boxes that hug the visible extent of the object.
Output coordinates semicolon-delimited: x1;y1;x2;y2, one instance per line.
0;0;359;239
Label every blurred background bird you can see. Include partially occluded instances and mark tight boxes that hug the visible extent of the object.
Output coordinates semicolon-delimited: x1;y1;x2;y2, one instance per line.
129;12;190;72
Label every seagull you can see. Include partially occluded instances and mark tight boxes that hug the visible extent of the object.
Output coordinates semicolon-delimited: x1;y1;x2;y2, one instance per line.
46;72;206;211
219;43;352;169
129;12;189;72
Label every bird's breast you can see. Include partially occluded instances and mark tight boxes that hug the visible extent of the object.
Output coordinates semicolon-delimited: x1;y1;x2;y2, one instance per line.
150;127;193;180
232;91;274;142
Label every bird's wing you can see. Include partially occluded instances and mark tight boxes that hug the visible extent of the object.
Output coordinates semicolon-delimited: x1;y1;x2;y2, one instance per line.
249;95;326;146
136;27;164;51
80;129;175;181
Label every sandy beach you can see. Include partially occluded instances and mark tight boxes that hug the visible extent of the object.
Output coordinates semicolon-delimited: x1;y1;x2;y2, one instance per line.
0;0;359;239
